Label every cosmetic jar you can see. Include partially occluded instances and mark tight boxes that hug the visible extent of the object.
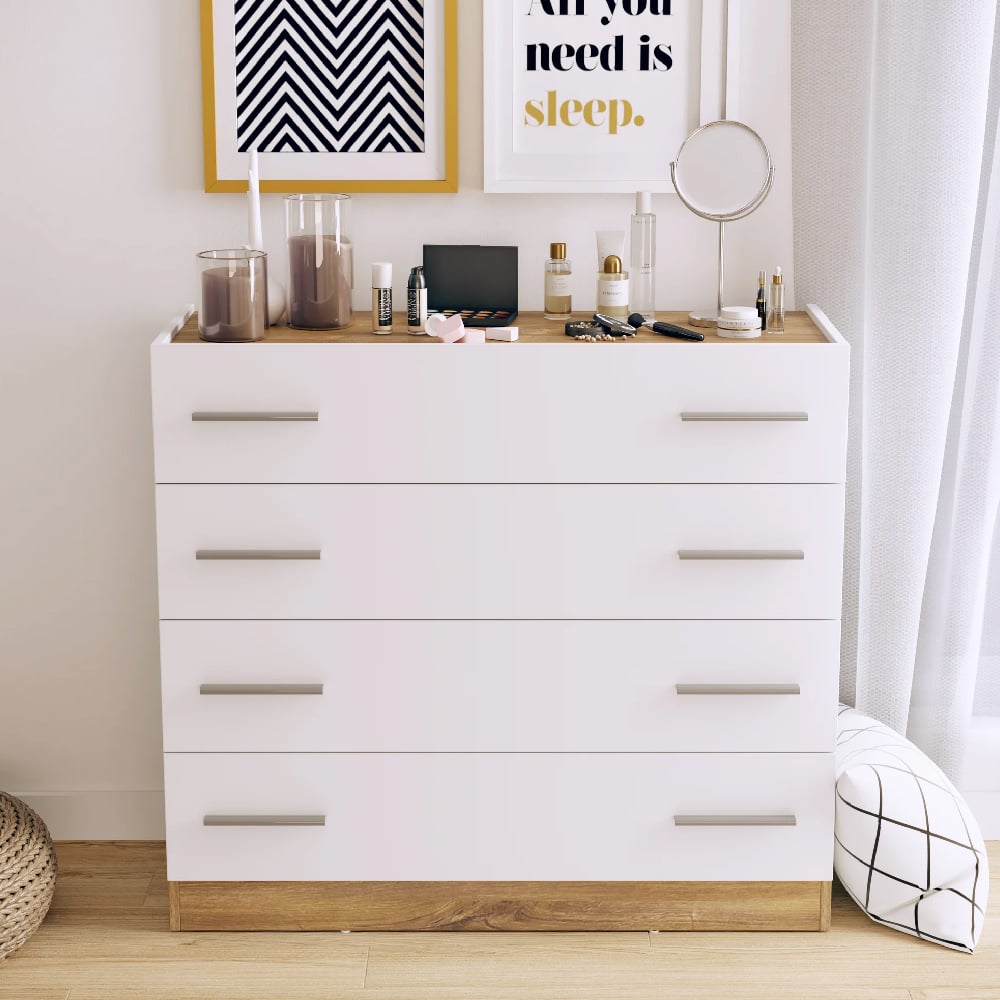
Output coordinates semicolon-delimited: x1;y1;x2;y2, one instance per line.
716;305;761;339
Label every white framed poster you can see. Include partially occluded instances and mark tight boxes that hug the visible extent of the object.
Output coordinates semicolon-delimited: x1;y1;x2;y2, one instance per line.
483;0;734;194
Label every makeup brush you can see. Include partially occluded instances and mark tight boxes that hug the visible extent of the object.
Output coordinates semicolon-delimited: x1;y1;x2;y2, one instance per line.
628;313;705;342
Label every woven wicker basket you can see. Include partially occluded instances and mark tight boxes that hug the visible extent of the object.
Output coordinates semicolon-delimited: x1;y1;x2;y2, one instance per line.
0;792;57;961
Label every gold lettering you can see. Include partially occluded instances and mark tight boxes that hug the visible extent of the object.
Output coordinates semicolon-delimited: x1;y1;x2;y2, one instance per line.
561;99;583;126
583;99;607;127
524;99;545;126
523;92;644;133
546;90;558;126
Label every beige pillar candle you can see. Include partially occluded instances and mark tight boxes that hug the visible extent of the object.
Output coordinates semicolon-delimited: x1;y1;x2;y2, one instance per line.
287;234;353;330
198;253;267;342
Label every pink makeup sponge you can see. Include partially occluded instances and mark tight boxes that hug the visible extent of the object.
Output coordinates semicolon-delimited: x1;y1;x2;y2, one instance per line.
425;312;465;343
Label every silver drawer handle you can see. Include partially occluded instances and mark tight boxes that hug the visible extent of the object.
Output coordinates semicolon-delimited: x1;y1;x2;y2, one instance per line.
678;550;804;561
675;684;801;696
680;412;809;422
191;412;319;422
199;684;324;696
203;815;326;827
674;814;797;827
196;550;321;561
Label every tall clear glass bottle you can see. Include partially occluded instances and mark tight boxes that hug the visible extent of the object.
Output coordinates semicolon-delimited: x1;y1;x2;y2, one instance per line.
630;192;656;321
544;242;572;320
767;266;785;333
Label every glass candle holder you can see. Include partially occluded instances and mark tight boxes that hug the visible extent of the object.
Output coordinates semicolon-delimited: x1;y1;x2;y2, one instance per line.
285;193;353;330
197;249;268;342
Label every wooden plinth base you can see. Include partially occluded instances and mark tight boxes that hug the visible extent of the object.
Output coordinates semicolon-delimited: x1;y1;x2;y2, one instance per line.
168;880;832;932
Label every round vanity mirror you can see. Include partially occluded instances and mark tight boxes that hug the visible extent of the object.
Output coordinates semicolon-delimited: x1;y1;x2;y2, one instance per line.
670;120;774;326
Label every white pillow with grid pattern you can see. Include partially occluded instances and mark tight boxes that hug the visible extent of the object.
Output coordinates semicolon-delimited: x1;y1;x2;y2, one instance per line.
835;706;989;952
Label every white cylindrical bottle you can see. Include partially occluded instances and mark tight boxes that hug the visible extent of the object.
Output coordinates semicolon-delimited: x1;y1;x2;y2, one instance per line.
371;262;393;334
630;191;656;321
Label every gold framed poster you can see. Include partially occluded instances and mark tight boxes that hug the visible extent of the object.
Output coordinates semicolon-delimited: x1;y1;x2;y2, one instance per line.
201;0;458;193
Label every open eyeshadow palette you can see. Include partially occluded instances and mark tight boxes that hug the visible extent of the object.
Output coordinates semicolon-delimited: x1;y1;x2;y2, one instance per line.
422;245;518;327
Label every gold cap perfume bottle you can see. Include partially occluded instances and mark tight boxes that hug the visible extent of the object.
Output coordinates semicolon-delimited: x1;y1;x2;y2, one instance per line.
597;254;629;318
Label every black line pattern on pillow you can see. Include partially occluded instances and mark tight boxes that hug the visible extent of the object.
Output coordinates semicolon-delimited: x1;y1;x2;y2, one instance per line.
835;707;987;952
833;835;981;908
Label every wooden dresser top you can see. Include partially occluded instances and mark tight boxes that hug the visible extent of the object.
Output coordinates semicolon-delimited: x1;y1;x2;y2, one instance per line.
172;311;831;345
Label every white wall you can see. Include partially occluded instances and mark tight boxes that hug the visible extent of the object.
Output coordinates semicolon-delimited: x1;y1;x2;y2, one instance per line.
0;0;791;838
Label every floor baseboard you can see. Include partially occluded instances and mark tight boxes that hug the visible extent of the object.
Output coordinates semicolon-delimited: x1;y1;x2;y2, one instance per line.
962;716;1000;838
12;790;165;840
963;791;1000;840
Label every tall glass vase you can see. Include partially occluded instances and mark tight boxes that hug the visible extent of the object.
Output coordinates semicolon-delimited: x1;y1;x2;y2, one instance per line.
284;193;353;330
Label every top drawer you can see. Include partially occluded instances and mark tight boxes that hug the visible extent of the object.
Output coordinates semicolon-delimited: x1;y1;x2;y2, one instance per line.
151;340;849;485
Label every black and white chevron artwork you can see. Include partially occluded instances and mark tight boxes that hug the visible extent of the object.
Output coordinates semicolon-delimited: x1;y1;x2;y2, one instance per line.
234;0;425;154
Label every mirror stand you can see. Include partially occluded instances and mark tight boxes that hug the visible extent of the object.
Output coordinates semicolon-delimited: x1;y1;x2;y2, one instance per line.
670;121;774;328
687;220;727;328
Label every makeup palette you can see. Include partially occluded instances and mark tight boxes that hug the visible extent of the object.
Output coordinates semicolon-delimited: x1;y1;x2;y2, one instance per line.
423;245;519;327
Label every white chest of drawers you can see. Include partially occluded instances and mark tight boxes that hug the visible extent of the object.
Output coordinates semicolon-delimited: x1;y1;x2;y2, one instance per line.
151;308;849;931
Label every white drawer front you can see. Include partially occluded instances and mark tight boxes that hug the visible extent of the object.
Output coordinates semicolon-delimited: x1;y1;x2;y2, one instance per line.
160;619;839;753
164;752;834;882
154;484;846;620
151;343;849;484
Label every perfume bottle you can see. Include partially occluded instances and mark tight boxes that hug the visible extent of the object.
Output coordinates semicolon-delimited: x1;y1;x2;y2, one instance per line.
630;192;656;321
767;266;785;333
756;269;766;331
596;255;629;318
544;242;572;320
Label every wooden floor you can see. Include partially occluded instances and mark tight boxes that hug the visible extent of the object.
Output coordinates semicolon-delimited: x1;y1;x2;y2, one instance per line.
1;843;997;1000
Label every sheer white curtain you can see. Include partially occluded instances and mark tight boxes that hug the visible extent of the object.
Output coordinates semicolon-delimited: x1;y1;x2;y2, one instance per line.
791;1;1000;781
977;537;1000;716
